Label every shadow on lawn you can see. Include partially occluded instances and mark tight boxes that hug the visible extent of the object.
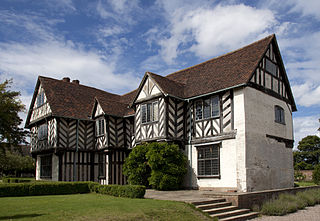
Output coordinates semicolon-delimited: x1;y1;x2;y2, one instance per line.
0;214;44;220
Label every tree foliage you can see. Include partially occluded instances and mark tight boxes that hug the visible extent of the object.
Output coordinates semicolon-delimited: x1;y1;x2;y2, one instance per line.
294;135;320;170
313;164;320;185
123;142;187;190
123;144;151;187
0;79;28;146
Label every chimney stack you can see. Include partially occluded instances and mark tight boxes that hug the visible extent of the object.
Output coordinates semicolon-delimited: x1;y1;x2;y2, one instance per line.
72;80;80;84
62;77;70;82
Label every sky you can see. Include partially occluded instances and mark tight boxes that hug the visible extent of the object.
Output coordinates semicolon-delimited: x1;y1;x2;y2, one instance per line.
0;0;319;147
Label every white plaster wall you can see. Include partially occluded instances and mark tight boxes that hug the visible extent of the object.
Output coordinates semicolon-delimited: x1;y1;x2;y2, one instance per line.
233;88;247;192
52;154;59;181
36;155;41;180
244;87;294;191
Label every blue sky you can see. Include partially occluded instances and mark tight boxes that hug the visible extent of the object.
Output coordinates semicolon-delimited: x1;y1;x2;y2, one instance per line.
0;0;319;147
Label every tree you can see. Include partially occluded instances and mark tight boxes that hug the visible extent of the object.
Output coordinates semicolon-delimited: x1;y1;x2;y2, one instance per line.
294;135;320;170
0;79;28;146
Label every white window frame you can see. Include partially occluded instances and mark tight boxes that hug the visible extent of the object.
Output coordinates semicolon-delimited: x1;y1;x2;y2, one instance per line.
195;95;220;121
141;101;159;124
96;118;105;136
197;144;220;177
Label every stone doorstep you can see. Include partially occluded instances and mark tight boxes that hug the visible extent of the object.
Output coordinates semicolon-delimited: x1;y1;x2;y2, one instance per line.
210;208;250;219
219;212;260;221
203;205;238;214
197;201;232;210
191;198;226;205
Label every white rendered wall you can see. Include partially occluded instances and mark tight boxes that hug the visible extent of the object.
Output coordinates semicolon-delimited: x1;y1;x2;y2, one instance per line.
244;87;294;191
36;155;41;180
187;87;247;191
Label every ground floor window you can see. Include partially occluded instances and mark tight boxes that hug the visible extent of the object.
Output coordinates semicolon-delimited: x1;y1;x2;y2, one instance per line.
197;144;220;177
40;155;52;178
98;154;106;179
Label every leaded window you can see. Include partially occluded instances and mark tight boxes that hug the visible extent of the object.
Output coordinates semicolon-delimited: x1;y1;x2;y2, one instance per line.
198;144;220;176
40;155;52;178
37;91;45;107
275;105;285;124
266;59;277;76
195;95;220;121
141;101;158;124
98;154;106;178
96;118;105;136
38;124;48;140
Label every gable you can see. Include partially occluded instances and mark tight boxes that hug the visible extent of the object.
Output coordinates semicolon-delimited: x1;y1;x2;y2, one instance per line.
29;83;52;124
94;102;104;118
249;39;296;111
136;76;162;102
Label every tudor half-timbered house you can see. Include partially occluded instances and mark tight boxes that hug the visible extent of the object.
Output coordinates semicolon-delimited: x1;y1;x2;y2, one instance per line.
26;34;296;192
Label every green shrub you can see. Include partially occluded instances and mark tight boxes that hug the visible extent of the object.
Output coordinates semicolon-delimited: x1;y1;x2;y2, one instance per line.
294;170;306;182
0;181;93;197
313;165;320;184
2;177;34;183
123;143;151;187
96;184;145;198
296;191;317;206
146;142;187;190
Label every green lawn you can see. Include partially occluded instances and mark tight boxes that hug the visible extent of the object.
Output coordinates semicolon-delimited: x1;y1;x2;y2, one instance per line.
0;193;210;221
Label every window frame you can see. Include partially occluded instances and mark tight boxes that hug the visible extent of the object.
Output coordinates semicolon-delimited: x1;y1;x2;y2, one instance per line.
98;153;106;179
275;105;285;125
141;100;159;124
40;155;52;179
96;118;105;137
195;95;220;121
37;90;45;107
38;124;48;140
197;144;220;178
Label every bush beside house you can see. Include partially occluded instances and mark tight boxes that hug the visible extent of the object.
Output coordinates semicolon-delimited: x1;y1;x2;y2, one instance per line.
123;142;187;190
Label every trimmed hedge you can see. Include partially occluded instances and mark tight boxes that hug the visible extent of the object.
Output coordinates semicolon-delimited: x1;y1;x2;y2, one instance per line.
2;177;35;183
0;181;146;198
95;184;146;198
0;182;91;197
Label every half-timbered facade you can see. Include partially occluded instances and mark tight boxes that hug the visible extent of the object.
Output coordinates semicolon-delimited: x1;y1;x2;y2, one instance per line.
26;34;296;192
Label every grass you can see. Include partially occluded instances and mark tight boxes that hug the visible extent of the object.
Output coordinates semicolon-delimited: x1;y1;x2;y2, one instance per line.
295;181;317;187
260;188;320;216
0;193;211;221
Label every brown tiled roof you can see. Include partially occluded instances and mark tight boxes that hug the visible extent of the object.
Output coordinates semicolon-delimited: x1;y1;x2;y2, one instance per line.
95;95;132;117
164;34;274;98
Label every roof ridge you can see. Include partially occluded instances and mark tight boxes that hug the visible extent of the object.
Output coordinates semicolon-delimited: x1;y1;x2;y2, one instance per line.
39;75;122;98
147;71;186;86
165;34;275;78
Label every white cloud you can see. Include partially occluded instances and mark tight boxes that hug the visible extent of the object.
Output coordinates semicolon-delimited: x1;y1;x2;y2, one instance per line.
153;3;277;64
293;115;320;148
289;0;320;20
292;83;320;107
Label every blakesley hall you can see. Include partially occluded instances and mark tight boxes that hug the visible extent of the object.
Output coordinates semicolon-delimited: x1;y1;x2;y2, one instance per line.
25;34;296;192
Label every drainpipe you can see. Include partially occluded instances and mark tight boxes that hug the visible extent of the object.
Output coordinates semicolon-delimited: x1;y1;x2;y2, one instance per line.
187;99;193;188
73;119;79;181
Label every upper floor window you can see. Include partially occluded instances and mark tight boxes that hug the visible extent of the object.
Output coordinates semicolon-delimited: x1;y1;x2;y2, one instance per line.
198;144;220;177
141;101;158;124
37;91;45;107
195;96;220;121
38;124;48;140
96;118;105;136
275;105;285;124
266;59;277;76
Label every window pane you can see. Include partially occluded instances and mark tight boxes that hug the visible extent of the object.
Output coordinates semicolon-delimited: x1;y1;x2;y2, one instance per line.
38;124;48;140
141;105;147;123
266;59;277;76
211;96;220;117
195;101;203;120
212;159;219;175
203;99;211;119
147;103;152;122
153;102;158;121
198;161;205;175
275;106;285;124
197;145;220;176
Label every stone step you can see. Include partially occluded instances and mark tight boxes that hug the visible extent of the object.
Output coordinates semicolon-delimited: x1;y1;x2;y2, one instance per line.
219;212;260;221
191;198;226;206
196;201;232;210
203;205;238;214
210;208;251;219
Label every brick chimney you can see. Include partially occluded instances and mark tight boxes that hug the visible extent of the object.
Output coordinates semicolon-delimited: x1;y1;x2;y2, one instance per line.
62;77;70;82
72;80;80;84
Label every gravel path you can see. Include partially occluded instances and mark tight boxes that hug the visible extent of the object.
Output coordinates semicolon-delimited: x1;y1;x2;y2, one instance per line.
252;205;320;221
